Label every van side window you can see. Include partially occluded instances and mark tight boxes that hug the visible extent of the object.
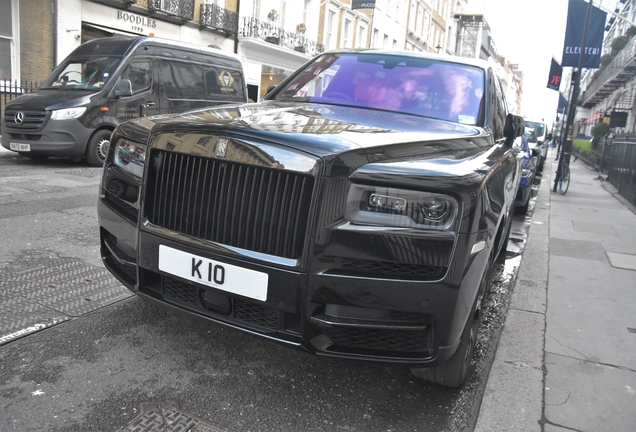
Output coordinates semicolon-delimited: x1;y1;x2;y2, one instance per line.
161;60;204;100
204;67;245;102
122;61;151;94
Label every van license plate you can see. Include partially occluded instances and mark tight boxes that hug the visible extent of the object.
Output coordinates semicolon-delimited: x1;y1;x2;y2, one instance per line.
158;245;268;301
10;143;30;152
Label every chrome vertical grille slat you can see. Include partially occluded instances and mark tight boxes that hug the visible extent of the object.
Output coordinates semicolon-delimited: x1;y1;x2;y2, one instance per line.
146;150;314;260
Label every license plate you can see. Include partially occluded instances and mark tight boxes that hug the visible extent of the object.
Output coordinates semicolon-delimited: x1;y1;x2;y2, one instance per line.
158;245;268;301
10;143;30;152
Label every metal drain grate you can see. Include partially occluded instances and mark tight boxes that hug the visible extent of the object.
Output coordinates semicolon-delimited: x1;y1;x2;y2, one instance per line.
119;404;229;432
0;257;133;345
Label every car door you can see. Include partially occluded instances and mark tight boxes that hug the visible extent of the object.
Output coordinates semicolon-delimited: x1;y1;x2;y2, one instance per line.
110;58;160;121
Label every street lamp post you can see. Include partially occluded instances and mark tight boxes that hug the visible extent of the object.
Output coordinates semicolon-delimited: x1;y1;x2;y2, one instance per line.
435;44;442;53
555;0;594;192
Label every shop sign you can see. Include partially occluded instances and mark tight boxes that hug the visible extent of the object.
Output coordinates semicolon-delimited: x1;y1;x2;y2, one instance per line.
116;10;157;34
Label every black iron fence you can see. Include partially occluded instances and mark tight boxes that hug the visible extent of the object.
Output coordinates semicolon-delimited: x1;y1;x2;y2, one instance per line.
606;135;636;208
239;17;325;57
1;80;41;125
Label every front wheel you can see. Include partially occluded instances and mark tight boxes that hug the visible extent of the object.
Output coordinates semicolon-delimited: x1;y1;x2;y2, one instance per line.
85;129;112;167
558;164;570;195
411;250;493;387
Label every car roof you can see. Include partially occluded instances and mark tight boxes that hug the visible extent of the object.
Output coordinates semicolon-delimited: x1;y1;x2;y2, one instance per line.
322;48;492;71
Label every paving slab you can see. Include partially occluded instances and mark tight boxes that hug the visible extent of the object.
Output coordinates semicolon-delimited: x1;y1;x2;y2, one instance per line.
544;353;636;432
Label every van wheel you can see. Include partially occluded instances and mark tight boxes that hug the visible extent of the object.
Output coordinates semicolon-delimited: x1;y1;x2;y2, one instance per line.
85;129;112;167
411;250;493;387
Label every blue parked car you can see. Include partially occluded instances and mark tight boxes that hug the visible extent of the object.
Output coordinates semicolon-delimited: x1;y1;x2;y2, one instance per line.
514;131;538;214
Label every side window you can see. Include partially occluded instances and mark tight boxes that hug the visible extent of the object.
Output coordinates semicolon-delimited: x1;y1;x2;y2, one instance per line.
490;72;507;140
160;60;204;100
204;66;246;102
121;61;152;94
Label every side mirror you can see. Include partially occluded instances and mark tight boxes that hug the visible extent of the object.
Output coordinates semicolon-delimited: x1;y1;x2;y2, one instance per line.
504;114;524;145
114;79;133;97
266;85;277;95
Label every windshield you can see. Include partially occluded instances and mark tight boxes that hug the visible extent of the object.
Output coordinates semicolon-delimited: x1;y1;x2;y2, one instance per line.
273;53;485;125
525;121;546;138
41;56;123;90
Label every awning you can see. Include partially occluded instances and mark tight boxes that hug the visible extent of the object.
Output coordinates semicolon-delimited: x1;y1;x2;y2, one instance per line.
82;22;140;37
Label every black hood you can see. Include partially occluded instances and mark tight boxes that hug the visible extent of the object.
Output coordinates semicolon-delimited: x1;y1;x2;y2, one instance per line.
147;101;491;160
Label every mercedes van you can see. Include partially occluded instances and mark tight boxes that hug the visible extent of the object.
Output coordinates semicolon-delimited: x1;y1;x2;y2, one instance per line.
2;36;247;166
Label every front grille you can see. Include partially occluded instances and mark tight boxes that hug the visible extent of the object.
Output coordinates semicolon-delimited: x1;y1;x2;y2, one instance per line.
324;327;432;353
146;150;314;260
162;276;279;331
4;109;47;130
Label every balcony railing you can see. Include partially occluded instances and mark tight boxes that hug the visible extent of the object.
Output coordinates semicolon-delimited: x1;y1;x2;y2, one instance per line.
582;35;636;107
200;4;238;35
149;0;194;22
239;17;324;57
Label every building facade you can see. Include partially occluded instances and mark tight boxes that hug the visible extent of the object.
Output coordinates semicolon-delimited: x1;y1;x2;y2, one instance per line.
580;0;636;135
2;0;524;111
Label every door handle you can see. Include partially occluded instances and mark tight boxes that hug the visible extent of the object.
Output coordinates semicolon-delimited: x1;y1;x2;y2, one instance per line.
144;101;156;107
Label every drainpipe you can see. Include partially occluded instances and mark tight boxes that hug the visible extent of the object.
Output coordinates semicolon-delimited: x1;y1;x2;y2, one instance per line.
234;0;240;54
53;0;58;67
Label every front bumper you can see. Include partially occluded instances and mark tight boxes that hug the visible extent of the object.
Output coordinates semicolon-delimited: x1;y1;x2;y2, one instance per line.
1;117;92;158
100;201;488;367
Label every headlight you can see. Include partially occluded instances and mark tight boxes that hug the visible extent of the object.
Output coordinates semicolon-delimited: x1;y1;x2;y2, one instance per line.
113;138;147;178
522;168;533;178
345;185;458;229
50;107;87;120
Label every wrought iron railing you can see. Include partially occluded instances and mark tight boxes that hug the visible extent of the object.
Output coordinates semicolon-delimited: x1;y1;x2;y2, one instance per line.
1;80;40;122
239;17;324;56
200;4;238;35
149;0;194;22
607;135;636;207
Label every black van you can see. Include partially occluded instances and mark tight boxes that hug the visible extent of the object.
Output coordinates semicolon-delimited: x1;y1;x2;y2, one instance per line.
1;36;247;166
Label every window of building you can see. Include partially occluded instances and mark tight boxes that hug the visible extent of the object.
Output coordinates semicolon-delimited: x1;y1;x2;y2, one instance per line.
252;0;261;18
280;0;287;30
325;9;336;50
357;24;367;48
343;18;352;48
0;0;18;82
373;29;379;48
409;1;416;31
383;34;389;49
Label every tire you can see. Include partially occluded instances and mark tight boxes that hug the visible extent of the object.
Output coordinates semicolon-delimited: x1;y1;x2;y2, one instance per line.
411;250;493;388
558;164;570;195
516;198;529;215
85;129;112;167
537;156;545;172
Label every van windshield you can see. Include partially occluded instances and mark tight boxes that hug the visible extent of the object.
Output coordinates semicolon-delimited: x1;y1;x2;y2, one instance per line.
525;121;546;138
41;56;123;90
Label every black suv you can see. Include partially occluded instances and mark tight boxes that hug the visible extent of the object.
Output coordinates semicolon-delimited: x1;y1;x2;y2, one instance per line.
98;50;523;388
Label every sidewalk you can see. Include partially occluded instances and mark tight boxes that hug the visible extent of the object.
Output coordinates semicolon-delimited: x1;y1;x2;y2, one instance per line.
475;150;636;431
